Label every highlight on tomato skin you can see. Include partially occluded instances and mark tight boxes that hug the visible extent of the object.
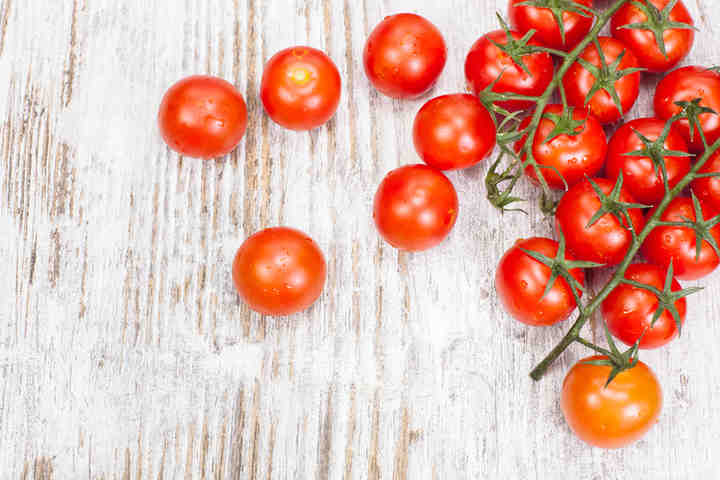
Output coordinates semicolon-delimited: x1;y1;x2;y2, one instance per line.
495;237;585;326
363;13;447;99
232;227;327;316
465;29;554;112
158;75;248;159
611;0;694;73
260;46;341;131
601;263;686;349
508;0;594;52
561;356;663;449
412;94;497;171
373;164;458;252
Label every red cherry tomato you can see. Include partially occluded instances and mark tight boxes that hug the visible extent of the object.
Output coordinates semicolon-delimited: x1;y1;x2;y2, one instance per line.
642;197;720;280
412;94;496;171
602;263;686;349
232;227;327;316
465;29;554;112
373;164;458;251
654;66;720;153
508;0;594;52
515;104;607;189
260;46;341;131
611;0;694;73
158;75;247;159
562;36;641;124
605;117;691;205
561;356;662;449
555;178;646;265
363;13;447;99
496;237;585;326
691;150;720;212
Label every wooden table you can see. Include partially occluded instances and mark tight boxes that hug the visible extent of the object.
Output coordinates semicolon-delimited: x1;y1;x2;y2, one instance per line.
2;0;719;478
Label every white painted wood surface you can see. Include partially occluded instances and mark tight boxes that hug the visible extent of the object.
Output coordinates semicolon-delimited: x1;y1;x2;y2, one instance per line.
2;0;720;478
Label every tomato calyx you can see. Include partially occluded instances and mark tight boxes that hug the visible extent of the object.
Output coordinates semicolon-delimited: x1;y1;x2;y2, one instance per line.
619;261;702;335
540;106;587;145
518;231;603;307
617;0;697;60
585;174;649;232
576;45;646;119
490;15;544;77
658;193;720;260
579;320;643;387
515;0;596;45
675;97;717;147
623;122;694;187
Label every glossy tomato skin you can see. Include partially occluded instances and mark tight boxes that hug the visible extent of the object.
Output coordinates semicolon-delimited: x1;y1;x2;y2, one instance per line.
642;197;720;280
691;150;720;211
158;75;247;159
465;30;554;111
373;165;458;251
606;117;691;205
413;94;496;171
654;66;720;153
496;237;585;326
515;104;607;189
562;36;641;124
260;46;341;131
611;0;694;73
363;13;447;99
232;227;327;316
561;356;662;449
602;264;686;349
556;178;646;265
508;0;594;51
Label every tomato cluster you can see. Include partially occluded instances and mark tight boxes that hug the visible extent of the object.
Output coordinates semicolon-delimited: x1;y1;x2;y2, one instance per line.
154;0;718;450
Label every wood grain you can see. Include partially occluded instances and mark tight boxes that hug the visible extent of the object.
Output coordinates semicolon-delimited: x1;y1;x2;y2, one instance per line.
2;0;720;478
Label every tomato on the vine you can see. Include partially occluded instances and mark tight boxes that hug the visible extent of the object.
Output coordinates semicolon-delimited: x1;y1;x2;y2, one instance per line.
232;227;327;316
260;46;341;131
691;150;720;212
158;75;247;159
496;237;585;326
363;13;447;99
514;104;606;189
654;66;720;153
642;196;720;280
465;29;554;112
508;0;594;52
373;164;458;251
412;94;496;171
562;36;641;124
602;263;686;349
561;356;662;448
555;177;646;265
611;0;694;73
605;117;691;205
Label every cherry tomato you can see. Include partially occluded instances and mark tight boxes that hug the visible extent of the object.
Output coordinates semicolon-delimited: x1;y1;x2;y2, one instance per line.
508;0;594;52
515;104;606;189
602;263;686;349
373;164;458;251
555;178;646;265
605;117;691;205
232;227;327;316
611;0;694;73
158;75;247;159
654;66;720;153
642;197;720;280
691;150;720;212
562;36;641;124
496;237;585;326
260;46;341;131
465;29;554;112
412;94;496;171
363;13;447;99
561;356;662;449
